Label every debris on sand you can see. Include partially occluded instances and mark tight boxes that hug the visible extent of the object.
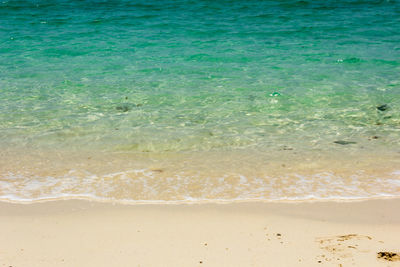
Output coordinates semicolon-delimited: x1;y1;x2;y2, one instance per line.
377;252;400;262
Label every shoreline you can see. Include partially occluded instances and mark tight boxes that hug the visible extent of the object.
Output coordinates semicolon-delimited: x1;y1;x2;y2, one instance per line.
2;146;400;203
1;198;399;266
0;195;400;206
1;194;400;205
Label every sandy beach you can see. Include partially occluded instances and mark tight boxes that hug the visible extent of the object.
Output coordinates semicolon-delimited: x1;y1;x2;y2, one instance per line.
1;199;399;267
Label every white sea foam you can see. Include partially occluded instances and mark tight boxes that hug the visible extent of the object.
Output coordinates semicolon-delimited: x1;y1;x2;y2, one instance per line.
1;168;400;204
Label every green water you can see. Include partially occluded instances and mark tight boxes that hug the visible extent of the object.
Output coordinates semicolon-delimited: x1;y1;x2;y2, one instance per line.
1;0;400;201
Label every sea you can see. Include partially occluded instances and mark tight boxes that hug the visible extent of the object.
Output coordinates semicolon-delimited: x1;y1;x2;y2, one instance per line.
1;0;400;203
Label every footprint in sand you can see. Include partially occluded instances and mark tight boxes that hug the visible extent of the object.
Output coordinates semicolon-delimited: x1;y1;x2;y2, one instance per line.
315;234;373;264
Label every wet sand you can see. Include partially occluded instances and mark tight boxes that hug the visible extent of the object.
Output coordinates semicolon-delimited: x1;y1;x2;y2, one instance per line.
0;199;399;266
2;147;400;202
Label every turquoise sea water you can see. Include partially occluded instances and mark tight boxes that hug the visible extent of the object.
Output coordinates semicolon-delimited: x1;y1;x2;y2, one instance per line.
1;0;400;202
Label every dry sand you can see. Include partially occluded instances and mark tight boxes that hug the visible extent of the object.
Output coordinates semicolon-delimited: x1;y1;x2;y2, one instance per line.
0;199;399;267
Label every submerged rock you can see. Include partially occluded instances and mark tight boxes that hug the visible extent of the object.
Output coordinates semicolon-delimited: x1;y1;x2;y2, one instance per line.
116;103;143;112
377;104;388;111
116;104;131;112
334;140;357;145
342;57;362;63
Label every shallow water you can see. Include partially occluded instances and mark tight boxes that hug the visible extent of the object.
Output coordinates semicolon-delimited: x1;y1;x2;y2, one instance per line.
1;0;400;202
